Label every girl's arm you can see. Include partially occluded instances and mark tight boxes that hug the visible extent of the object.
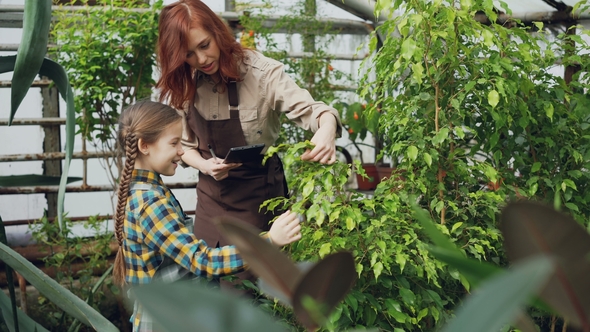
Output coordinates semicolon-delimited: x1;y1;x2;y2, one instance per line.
140;197;301;278
140;195;245;278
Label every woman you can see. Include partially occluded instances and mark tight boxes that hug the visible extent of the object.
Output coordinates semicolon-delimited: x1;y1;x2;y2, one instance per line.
156;0;342;289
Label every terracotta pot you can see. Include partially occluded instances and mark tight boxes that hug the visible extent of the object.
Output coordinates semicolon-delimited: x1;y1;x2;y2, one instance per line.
356;164;380;190
377;166;394;181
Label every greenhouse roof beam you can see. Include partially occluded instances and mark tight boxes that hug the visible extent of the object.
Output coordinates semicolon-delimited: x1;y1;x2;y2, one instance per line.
323;0;588;25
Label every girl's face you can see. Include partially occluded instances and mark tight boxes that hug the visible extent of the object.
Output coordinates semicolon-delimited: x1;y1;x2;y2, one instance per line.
135;120;184;176
185;26;221;75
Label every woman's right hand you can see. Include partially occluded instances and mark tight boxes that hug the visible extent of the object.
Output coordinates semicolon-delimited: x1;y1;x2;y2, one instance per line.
268;210;302;246
203;157;241;181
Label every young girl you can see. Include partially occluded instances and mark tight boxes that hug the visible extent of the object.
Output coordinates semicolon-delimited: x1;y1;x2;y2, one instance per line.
112;100;302;331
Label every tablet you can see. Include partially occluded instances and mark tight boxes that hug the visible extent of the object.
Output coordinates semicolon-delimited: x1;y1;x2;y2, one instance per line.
222;143;265;164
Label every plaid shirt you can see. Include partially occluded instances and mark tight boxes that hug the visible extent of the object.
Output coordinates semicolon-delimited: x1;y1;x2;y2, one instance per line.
123;169;246;331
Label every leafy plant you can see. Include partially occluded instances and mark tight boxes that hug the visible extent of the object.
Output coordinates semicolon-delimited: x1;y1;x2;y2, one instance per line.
50;0;161;196
0;0;75;231
28;216;116;331
0;0;118;330
418;199;590;332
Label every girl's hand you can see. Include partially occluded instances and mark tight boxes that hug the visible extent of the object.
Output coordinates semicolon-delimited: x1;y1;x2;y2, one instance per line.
268;210;302;246
301;113;337;164
203;157;241;181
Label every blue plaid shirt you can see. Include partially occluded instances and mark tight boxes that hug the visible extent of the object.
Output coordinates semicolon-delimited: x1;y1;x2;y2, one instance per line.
123;169;246;285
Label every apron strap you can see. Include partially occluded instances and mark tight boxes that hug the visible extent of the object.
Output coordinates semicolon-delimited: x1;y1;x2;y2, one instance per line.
228;80;239;110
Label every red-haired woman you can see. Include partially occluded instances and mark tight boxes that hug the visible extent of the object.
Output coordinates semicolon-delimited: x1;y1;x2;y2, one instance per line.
156;0;342;291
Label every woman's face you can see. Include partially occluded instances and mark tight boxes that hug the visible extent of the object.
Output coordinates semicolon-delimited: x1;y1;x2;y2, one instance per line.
185;26;221;75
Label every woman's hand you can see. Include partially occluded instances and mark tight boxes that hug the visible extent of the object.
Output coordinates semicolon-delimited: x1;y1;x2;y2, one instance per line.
202;157;241;181
268;210;302;246
300;113;337;165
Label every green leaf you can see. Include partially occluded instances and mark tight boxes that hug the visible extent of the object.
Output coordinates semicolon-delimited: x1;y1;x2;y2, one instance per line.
0;242;118;331
38;58;76;232
214;217;302;305
0;214;19;332
401;38;417;60
373;262;383;280
385;299;407;323
488;90;500;108
399;288;415;305
482;30;494;47
319;243;332;258
0;56;76;232
292;252;357;330
10;0;52;123
0;289;50;332
428;247;502;288
544;102;554;120
412;204;457;252
133;281;286;332
531;162;541;173
442;256;554;332
450;222;463;234
432;128;449;145
423;152;432;166
406;146;418;161
0;175;82;187
346;217;356;230
501;201;590;328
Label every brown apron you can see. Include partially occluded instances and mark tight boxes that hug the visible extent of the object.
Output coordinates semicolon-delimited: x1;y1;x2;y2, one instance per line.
185;81;288;247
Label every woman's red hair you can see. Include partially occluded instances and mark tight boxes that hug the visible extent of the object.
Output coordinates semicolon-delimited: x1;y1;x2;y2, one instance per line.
156;0;246;109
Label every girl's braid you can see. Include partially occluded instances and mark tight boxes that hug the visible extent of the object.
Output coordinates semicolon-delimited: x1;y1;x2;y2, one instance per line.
112;132;137;286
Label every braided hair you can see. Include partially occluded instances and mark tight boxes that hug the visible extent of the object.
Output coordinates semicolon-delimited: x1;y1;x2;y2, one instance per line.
112;100;182;286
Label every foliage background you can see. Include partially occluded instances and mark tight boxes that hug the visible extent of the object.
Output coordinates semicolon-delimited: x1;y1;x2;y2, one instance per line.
13;0;590;331
245;0;590;331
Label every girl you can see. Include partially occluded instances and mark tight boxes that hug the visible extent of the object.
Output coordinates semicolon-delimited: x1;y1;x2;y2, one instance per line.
156;0;342;290
112;100;302;331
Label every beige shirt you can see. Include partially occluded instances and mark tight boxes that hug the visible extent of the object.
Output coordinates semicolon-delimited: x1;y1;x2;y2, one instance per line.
181;50;342;153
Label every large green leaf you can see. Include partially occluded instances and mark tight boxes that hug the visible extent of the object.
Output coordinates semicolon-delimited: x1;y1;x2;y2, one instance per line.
441;256;554;332
214;216;303;302
0;290;49;332
0;242;119;331
428;246;501;286
10;0;52;123
0;175;82;187
132;280;287;332
428;247;539;332
0;215;18;332
292;251;357;330
0;55;76;232
412;204;458;252
501;200;590;330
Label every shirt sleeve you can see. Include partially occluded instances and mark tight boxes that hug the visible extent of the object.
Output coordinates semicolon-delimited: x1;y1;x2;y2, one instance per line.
263;59;343;137
180;107;200;152
139;195;245;278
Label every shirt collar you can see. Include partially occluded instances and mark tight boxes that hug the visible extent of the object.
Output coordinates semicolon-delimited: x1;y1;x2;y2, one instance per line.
131;169;164;187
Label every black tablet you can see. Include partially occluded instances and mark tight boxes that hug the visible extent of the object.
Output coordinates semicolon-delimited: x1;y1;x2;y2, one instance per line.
222;143;265;164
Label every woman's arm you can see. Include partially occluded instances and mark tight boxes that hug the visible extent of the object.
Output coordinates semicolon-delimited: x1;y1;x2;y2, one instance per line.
259;54;342;164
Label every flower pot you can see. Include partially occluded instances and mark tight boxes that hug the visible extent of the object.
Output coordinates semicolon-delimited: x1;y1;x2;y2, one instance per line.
377;165;394;181
356;164;380;191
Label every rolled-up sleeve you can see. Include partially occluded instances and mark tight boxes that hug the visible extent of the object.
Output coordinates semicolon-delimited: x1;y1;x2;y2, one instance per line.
263;61;342;137
139;196;245;278
180;109;200;152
